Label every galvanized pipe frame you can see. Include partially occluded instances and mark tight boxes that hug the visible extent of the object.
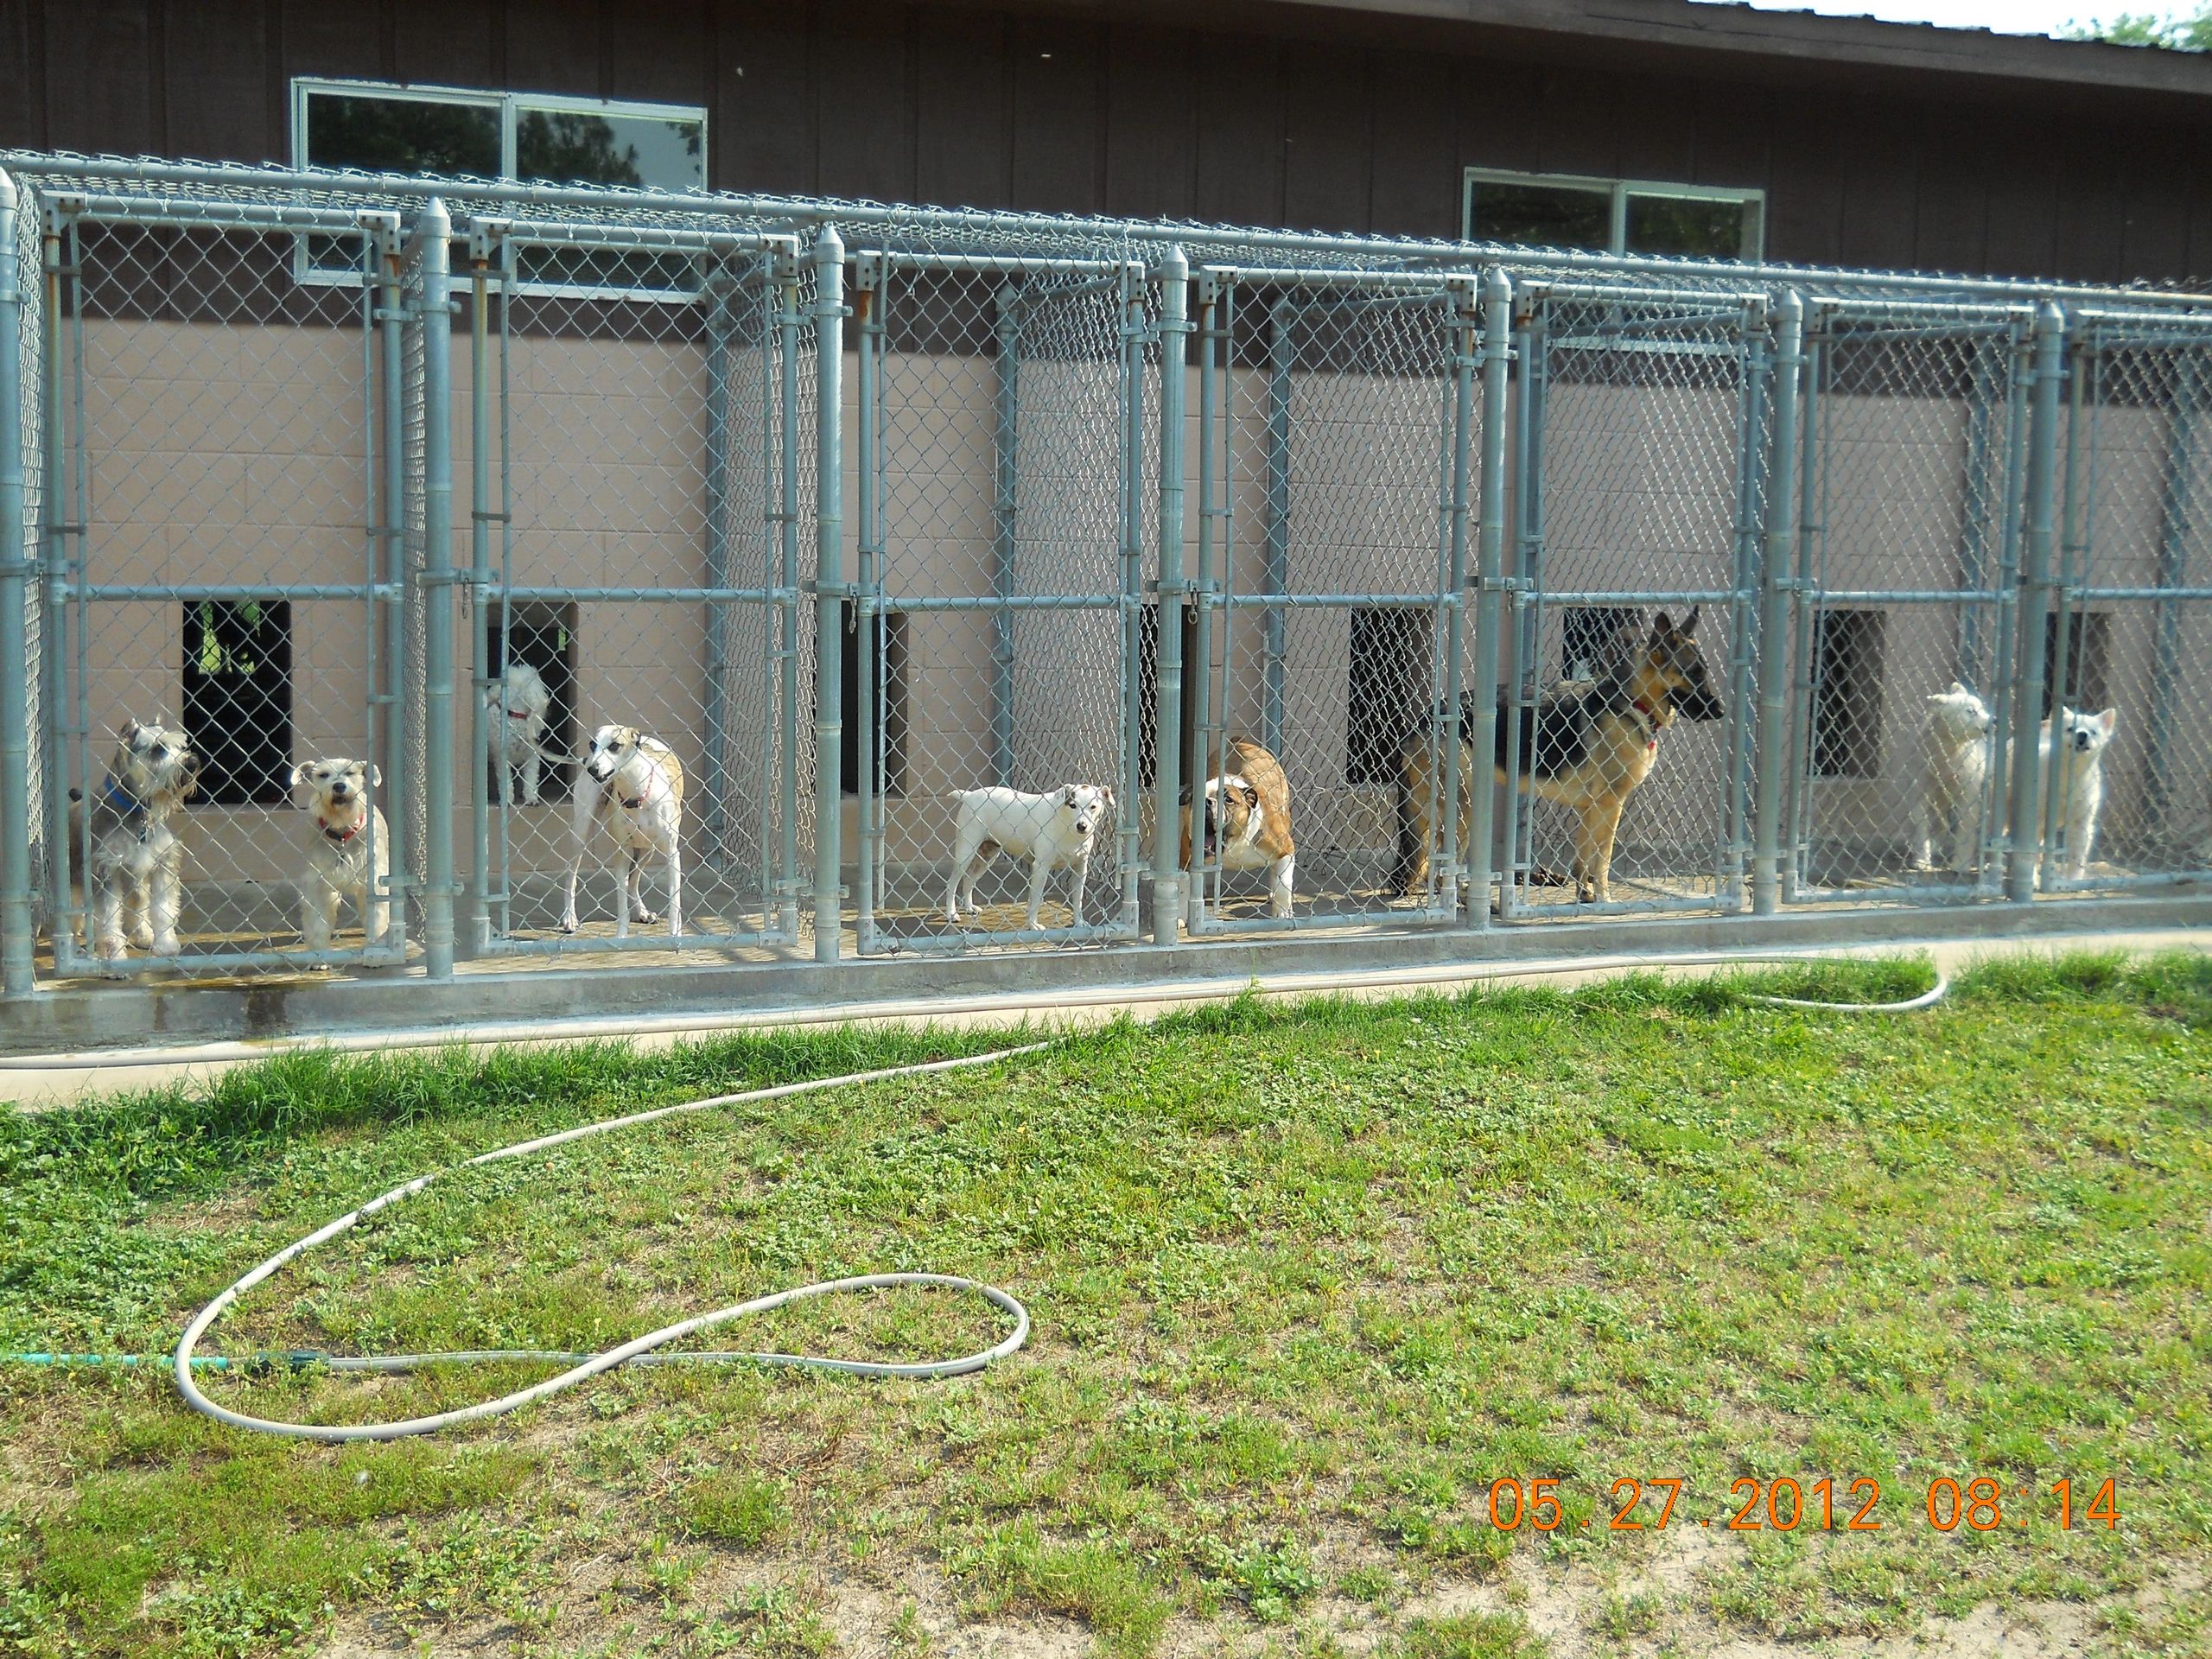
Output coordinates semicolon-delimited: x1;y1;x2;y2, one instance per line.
24;154;2212;326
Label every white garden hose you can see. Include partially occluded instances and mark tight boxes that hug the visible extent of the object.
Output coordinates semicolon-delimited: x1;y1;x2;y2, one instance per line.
1721;957;1952;1014
173;1042;1052;1442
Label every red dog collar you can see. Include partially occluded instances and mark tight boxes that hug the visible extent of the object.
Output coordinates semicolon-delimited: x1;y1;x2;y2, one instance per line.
317;815;362;844
1630;696;1666;749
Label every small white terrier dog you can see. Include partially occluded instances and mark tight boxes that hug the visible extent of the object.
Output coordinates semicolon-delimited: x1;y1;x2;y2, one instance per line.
293;756;391;953
945;784;1116;931
489;660;554;805
1911;682;1993;874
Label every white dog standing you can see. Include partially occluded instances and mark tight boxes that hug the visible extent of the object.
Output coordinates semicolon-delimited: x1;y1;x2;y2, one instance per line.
489;660;554;805
68;717;199;964
2032;706;2118;882
562;725;685;939
945;784;1115;931
294;757;391;953
1911;682;1993;874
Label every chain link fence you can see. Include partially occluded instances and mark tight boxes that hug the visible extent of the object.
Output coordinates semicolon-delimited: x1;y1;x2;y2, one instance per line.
0;154;2209;993
852;251;1146;954
1785;301;2029;903
1190;269;1479;933
35;196;400;976
2039;315;2212;893
461;219;804;959
1498;286;1764;918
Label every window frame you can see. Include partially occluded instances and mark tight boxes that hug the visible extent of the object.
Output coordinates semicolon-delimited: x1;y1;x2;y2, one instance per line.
289;77;712;300
1461;168;1766;263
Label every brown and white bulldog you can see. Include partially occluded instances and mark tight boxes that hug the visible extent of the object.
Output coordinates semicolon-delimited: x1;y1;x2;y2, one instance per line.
1179;734;1296;919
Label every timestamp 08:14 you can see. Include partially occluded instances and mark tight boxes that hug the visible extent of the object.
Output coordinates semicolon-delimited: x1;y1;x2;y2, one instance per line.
1484;1477;2120;1533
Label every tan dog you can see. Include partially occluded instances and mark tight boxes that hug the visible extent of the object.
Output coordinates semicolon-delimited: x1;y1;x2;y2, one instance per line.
1179;734;1296;919
561;724;685;939
67;718;200;964
1395;610;1725;905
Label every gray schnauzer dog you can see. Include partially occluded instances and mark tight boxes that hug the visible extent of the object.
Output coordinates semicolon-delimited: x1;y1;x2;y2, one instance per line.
68;718;200;964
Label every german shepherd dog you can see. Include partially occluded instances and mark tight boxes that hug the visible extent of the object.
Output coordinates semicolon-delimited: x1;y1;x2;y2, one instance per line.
1392;609;1725;905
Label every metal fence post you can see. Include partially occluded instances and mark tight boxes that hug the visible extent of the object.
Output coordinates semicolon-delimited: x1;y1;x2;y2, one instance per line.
1149;245;1190;944
1435;276;1478;915
2041;324;2090;881
1725;295;1770;910
1497;289;1547;918
1463;270;1514;931
1120;260;1147;940
991;283;1019;788
416;200;457;978
2005;300;2066;904
376;227;410;954
40;207;73;969
1783;309;1824;902
776;250;804;942
1262;297;1292;760
853;257;880;950
811;227;847;962
0;172;30;996
466;228;494;957
1185;272;1222;931
1753;290;1804;915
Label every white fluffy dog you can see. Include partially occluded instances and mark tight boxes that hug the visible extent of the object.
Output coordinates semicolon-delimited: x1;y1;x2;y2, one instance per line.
489;660;554;805
68;717;199;964
1911;682;1993;874
946;784;1116;931
293;756;391;953
561;724;685;939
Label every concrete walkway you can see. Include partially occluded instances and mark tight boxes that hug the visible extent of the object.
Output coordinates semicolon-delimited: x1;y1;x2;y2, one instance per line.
3;924;2202;1110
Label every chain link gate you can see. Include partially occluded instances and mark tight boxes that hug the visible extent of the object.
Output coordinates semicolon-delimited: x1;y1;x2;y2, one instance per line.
1184;268;1480;933
38;190;409;976
2034;309;2212;894
456;216;806;959
1498;283;1770;919
1783;299;2034;904
850;251;1149;954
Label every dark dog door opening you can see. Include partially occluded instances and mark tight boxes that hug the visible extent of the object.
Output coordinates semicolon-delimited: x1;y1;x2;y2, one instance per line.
181;600;293;805
485;601;578;802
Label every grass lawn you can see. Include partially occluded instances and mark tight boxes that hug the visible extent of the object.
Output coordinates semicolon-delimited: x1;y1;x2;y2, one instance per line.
2;950;2209;1657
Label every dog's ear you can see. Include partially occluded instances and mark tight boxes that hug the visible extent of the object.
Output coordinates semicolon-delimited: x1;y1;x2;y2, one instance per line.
1650;612;1672;640
1235;783;1260;815
2096;707;2117;733
288;764;304;788
1681;605;1700;635
1950;680;1967;696
368;764;384;787
1100;787;1116;817
1062;785;1079;806
118;718;142;742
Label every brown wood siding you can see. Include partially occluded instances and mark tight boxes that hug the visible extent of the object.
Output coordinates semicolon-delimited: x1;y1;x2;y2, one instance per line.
5;0;2208;285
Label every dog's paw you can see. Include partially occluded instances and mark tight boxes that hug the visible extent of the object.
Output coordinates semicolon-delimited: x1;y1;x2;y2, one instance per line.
632;907;661;925
95;938;129;966
152;936;181;957
127;925;155;949
559;917;580;935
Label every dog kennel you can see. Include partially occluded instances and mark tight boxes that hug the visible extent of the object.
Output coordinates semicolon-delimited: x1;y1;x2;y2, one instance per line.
0;154;2208;997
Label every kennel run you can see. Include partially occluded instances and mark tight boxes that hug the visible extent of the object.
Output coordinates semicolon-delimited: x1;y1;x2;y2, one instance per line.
0;154;2207;996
